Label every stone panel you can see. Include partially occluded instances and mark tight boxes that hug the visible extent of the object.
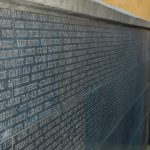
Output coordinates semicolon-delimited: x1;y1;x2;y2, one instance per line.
0;6;149;150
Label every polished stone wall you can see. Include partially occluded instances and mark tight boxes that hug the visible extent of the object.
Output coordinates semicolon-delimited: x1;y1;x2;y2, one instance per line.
0;5;149;150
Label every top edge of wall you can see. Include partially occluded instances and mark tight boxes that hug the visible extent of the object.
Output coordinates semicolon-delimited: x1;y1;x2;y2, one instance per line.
1;0;150;29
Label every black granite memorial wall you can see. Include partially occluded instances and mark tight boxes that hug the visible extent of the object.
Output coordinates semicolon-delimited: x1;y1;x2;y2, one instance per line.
0;6;149;150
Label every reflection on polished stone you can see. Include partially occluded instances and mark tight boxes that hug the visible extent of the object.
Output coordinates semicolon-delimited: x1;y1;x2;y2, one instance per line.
0;3;149;150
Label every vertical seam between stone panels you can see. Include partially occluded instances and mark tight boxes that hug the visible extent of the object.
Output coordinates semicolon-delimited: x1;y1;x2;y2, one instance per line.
12;137;14;150
12;10;15;150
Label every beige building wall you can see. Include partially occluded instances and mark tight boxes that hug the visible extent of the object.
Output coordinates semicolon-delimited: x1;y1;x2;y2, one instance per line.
102;0;150;21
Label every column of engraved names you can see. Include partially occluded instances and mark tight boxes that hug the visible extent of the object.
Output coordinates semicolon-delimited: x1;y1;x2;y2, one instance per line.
0;10;14;142
12;11;87;150
12;11;63;137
